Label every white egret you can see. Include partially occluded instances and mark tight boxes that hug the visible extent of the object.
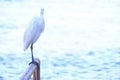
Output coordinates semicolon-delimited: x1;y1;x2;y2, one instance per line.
23;8;45;65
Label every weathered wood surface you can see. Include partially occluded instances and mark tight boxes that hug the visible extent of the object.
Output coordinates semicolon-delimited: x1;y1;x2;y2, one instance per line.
21;58;40;80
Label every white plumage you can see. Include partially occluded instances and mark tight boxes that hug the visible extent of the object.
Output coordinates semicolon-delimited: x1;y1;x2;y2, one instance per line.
23;8;45;64
24;8;45;51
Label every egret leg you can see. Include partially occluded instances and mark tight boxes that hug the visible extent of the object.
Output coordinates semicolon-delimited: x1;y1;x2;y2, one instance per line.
29;43;39;67
31;43;34;62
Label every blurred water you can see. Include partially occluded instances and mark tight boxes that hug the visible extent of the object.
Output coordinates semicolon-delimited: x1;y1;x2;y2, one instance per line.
0;0;120;80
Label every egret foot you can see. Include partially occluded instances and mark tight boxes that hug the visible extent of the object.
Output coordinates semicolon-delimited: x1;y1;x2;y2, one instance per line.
29;60;39;68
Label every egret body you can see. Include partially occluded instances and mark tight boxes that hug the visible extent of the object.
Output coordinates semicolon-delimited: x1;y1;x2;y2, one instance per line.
24;8;45;65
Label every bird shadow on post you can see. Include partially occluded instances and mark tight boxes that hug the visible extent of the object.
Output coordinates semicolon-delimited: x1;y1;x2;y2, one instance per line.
21;58;40;80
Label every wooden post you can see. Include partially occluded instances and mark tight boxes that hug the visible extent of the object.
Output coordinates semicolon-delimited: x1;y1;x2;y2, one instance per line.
33;59;40;80
21;58;40;80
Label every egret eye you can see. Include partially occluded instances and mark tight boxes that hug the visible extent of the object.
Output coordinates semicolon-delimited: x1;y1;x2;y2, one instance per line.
41;8;44;15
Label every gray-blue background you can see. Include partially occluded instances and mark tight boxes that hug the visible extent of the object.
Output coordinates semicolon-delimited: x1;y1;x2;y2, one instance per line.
0;0;120;80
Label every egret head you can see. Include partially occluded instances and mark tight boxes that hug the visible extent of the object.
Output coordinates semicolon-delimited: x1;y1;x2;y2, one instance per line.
41;8;44;15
